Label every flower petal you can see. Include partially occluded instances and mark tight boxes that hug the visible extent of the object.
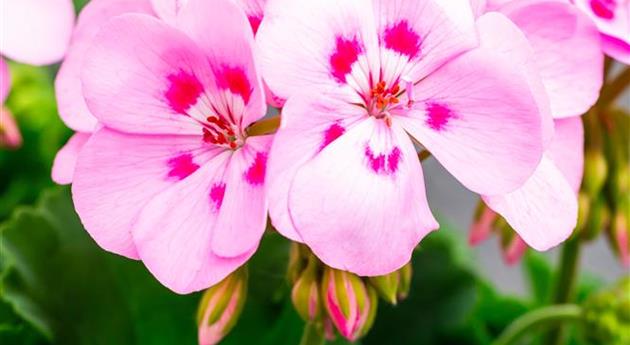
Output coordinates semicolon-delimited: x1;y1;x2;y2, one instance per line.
483;155;578;251
150;0;188;25
1;0;74;65
288;117;437;276
210;135;272;257
601;33;630;64
499;0;604;118
0;57;9;104
55;0;155;132
52;132;91;185
72;128;219;259
573;0;630;47
372;0;477;84
398;13;545;195
257;0;379;101
546;117;585;193
131;148;254;294
82;14;217;135
176;0;266;128
267;88;365;242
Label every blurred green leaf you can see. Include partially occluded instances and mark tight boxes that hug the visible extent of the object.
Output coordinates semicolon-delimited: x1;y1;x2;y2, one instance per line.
523;251;553;305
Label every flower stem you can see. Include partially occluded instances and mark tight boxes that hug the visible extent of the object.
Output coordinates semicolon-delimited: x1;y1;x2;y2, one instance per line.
299;322;325;345
246;115;281;137
599;66;630;109
492;305;582;345
546;236;582;345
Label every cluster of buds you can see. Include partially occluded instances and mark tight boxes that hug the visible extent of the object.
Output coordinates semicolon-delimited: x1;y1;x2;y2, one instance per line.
288;244;412;341
580;108;629;267
469;203;528;265
196;267;248;345
582;277;630;345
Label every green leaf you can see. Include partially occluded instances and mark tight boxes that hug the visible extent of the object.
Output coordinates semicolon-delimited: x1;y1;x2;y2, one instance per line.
523;251;553;304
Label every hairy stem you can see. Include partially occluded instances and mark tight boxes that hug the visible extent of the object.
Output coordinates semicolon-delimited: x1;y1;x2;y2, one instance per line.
492;305;582;345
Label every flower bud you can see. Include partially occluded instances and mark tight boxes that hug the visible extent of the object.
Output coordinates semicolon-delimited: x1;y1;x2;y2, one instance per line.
501;233;528;266
197;268;247;345
575;192;591;233
583;278;630;345
609;206;629;268
369;271;399;305
583;149;608;197
469;202;498;246
321;267;378;341
291;257;322;322
0;107;22;150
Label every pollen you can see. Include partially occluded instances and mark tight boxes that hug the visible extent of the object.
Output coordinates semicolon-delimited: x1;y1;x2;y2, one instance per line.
202;115;240;149
370;81;400;111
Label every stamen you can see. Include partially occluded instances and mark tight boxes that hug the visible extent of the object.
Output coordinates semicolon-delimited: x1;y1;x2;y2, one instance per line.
202;115;242;149
402;76;414;108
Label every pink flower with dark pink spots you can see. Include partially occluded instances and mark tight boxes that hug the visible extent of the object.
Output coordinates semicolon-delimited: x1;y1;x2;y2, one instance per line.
258;0;549;276
71;0;271;294
573;0;630;64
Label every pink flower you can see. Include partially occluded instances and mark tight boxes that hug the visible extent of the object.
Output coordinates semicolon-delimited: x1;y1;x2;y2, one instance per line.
72;0;271;293
258;0;548;275
573;0;630;64
470;0;601;252
53;0;275;184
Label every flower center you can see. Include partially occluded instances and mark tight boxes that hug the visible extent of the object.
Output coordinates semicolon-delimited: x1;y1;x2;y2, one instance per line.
202;116;243;149
365;78;414;126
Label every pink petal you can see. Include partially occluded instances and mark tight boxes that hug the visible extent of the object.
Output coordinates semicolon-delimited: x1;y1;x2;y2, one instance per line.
81;14;215;135
175;0;266;128
546;117;585;193
470;0;488;16
398;13;545;196
1;0;74;65
500;0;604;118
372;0;477;84
72;128;219;259
483;155;578;251
267;88;366;242
0;57;9;103
210;135;272;257
56;0;155;132
52;132;91;185
131;149;255;293
601;33;630;64
234;0;267;34
256;0;380;102
288;117;438;276
150;0;188;25
573;0;630;47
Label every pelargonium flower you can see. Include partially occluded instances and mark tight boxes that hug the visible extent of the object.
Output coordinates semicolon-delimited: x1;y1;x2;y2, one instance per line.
53;0;274;184
258;0;549;275
573;0;630;64
73;0;271;293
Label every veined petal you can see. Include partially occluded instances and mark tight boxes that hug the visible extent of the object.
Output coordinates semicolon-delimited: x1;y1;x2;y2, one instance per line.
56;0;155;132
573;0;630;47
150;0;188;25
72;128;220;259
211;135;273;257
257;0;379;102
601;33;630;64
484;155;578;251
288;117;437;276
52;132;91;185
398;13;544;195
131;148;255;294
499;0;604;118
546;117;585;193
372;0;477;85
267;88;366;242
0;0;74;65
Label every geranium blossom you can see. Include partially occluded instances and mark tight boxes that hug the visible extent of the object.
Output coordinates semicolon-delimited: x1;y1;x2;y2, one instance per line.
53;0;272;184
258;0;548;275
573;0;630;64
72;0;271;293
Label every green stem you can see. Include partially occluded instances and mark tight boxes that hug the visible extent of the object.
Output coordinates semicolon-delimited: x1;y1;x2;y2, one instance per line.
246;115;281;136
492;305;583;345
299;322;325;345
546;236;582;345
599;66;630;109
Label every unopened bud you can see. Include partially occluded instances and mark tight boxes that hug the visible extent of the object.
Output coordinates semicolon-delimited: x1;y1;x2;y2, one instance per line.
609;206;629;268
197;268;247;345
0;107;22;149
583;149;608;197
287;243;309;284
583;278;630;345
576;193;591;233
502;233;528;266
398;262;412;301
369;271;399;305
469;202;498;246
321;267;378;341
291;257;322;322
583;196;610;241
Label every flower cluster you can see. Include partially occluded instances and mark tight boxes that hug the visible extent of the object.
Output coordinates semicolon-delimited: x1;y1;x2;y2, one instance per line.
1;0;628;343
